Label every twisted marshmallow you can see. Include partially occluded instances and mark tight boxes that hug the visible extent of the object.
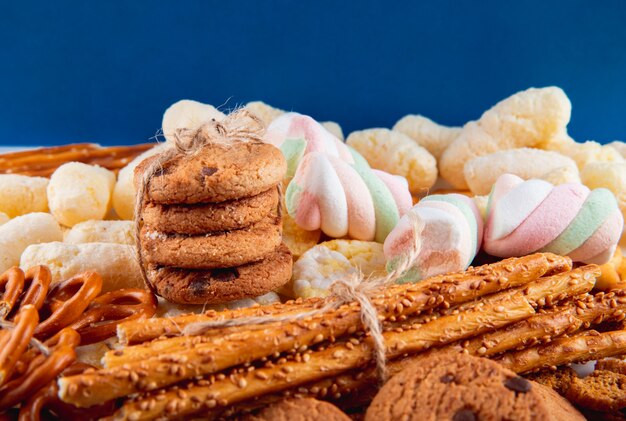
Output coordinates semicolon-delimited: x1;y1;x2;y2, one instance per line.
269;113;412;242
384;194;483;282
484;174;623;264
265;112;353;177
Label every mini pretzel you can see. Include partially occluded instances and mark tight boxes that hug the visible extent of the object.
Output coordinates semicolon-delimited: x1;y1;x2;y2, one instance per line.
0;267;25;319
0;328;78;411
71;288;157;345
18;363;115;421
34;271;102;340
17;266;51;315
0;305;38;385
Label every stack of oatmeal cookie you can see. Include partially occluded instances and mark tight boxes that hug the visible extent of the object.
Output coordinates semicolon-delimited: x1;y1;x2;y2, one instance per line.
136;141;292;304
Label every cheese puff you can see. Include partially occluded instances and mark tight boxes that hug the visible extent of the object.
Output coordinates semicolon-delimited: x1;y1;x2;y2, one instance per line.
548;138;624;170
346;128;437;195
618;253;626;281
0;174;49;218
393;115;461;160
581;162;626;233
155;291;281;318
47;162;116;227
64;220;134;245
20;242;143;292
292;240;386;299
463;148;580;195
321;121;344;141
608;141;626;158
162;99;225;142
113;143;170;220
0;212;63;273
245;101;286;127
596;249;624;290
282;210;321;258
440;87;572;189
224;291;281;310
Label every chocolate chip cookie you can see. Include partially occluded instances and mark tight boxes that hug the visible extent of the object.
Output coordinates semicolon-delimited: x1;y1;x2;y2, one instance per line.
142;187;279;235
244;397;351;421
140;213;282;269
148;243;292;304
136;142;286;204
365;354;584;421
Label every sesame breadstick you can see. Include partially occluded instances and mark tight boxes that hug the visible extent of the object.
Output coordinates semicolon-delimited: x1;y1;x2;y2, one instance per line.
431;287;625;358
497;328;626;373
106;294;535;419
117;298;326;345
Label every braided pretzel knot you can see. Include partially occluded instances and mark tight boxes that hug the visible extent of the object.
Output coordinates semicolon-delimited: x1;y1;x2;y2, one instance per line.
34;271;102;340
0;305;39;385
71;288;158;345
0;327;79;411
18;363;115;421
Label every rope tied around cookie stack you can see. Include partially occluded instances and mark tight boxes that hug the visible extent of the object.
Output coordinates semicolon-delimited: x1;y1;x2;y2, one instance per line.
134;110;424;383
133;109;269;296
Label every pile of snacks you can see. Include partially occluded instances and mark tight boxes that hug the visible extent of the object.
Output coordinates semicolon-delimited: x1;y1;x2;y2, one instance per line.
3;86;626;419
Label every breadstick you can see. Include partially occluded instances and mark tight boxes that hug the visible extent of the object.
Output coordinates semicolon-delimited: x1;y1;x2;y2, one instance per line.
402;264;597;328
107;254;571;368
117;253;571;345
0;144;154;177
117;298;325;345
431;289;624;358
0;144;99;169
496;328;626;373
106;295;535;418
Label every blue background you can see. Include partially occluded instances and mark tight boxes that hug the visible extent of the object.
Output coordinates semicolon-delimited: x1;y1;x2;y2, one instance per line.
1;1;625;146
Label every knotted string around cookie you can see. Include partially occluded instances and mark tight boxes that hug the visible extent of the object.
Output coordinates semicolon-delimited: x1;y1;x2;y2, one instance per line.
133;109;269;296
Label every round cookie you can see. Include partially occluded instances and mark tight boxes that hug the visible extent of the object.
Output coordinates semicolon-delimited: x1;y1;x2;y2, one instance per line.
142;187;279;234
141;213;282;269
365;354;584;421
244;397;350;421
148;243;292;304
135;141;286;204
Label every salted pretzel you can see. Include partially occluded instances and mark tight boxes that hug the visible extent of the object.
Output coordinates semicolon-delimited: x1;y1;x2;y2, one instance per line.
0;328;79;411
0;305;39;385
71;288;158;345
18;363;115;421
34;271;102;340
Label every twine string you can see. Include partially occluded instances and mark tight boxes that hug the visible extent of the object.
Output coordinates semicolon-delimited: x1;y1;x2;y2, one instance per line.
134;110;424;383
